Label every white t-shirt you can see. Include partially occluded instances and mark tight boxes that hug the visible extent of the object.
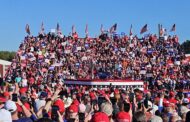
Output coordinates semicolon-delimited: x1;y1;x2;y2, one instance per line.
21;79;28;87
159;98;163;107
35;99;46;111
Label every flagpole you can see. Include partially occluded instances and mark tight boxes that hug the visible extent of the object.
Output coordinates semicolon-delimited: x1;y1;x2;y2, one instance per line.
158;24;160;40
158;24;161;41
174;24;176;36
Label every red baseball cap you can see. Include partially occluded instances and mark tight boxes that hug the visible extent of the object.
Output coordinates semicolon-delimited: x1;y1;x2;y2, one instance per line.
19;87;28;94
116;111;131;122
164;101;171;107
69;104;78;113
24;102;30;110
92;112;109;122
54;99;65;113
170;92;175;97
72;99;79;106
3;92;10;97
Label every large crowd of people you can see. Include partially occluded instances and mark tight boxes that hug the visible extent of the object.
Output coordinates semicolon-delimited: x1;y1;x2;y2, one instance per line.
0;30;190;122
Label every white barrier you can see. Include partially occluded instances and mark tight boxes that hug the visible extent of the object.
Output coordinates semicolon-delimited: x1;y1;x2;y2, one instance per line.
64;79;144;90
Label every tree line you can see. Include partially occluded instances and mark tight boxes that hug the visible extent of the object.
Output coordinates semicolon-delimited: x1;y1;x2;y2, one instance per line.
0;51;16;62
181;40;190;54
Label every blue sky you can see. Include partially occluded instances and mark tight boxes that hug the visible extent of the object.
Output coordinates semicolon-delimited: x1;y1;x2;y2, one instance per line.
0;0;190;51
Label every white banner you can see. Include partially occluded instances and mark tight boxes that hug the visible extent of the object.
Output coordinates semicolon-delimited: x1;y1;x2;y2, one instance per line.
64;80;144;88
121;48;125;52
77;47;81;51
65;50;71;54
62;42;67;46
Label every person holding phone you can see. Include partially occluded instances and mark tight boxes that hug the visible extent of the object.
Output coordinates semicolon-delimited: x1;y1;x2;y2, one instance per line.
12;93;18;102
37;88;64;122
78;103;86;122
51;105;60;121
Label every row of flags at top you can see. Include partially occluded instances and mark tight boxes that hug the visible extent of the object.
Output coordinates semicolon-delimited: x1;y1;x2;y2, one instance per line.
25;23;176;36
159;24;176;36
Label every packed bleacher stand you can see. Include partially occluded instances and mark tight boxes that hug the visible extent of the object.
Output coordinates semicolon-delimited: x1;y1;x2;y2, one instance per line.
0;25;190;122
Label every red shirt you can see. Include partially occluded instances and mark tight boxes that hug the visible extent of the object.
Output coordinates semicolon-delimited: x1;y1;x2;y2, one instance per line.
169;98;177;104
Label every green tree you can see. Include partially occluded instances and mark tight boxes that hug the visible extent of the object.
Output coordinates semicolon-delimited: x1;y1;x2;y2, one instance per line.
181;40;190;54
0;51;16;61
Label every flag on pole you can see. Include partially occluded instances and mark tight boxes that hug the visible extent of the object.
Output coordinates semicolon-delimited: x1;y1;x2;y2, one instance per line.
25;24;31;35
85;24;88;36
100;24;104;34
129;24;133;36
56;23;59;31
72;25;76;34
56;23;61;34
109;23;117;33
40;22;44;34
170;24;176;32
140;24;148;34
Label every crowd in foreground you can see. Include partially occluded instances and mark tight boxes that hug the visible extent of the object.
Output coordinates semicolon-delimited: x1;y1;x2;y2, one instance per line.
0;30;190;122
0;82;190;122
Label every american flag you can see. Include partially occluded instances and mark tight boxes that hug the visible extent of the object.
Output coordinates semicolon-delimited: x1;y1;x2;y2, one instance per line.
170;24;176;32
56;23;61;34
41;22;45;32
40;22;44;33
25;24;30;35
109;23;117;33
140;24;148;34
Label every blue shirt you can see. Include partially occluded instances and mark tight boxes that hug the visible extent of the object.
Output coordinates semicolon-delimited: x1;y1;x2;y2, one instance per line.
13;117;33;122
15;77;22;83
